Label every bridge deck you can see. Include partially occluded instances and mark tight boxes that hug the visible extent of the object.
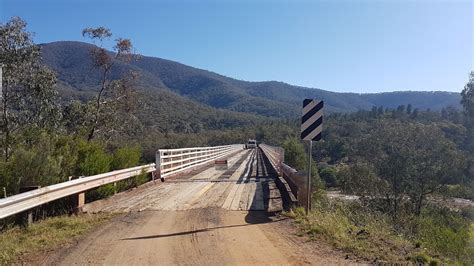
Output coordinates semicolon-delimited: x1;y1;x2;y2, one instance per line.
84;148;282;213
40;148;349;265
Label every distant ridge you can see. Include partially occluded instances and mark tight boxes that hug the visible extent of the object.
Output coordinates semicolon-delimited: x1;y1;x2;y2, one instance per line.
40;41;461;118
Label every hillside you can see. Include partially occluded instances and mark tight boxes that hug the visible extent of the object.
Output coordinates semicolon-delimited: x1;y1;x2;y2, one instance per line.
40;41;462;118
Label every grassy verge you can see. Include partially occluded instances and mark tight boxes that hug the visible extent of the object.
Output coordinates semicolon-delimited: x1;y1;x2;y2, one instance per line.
285;192;473;265
0;213;113;265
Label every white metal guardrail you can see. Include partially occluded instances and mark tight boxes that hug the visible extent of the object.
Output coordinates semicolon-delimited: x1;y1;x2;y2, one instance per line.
260;144;305;208
260;144;300;209
259;144;284;176
280;163;300;198
0;164;156;219
0;144;243;220
156;144;243;179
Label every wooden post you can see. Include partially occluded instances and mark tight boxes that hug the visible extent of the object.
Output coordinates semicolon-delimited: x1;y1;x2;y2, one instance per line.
69;176;85;214
16;186;40;227
77;192;85;213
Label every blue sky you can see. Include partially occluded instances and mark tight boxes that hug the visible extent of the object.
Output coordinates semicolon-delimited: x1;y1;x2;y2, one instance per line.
1;0;472;93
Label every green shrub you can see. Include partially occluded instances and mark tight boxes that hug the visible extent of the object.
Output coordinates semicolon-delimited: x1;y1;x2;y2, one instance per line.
319;167;338;187
443;183;474;200
416;207;472;264
75;141;113;200
76;140;111;176
1;133;79;193
110;146;141;170
282;136;324;190
282;137;306;170
411;252;440;265
111;146;149;191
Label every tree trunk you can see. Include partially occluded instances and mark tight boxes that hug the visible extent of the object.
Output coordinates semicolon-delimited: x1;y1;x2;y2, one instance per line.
392;197;398;222
87;67;109;142
2;83;10;161
415;194;423;216
87;126;96;142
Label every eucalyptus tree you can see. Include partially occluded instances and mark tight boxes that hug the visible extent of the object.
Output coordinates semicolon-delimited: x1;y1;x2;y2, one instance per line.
461;71;474;118
461;71;474;151
357;121;463;220
81;27;140;142
0;17;59;161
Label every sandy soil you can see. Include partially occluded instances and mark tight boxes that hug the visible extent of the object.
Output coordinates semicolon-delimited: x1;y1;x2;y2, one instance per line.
33;209;356;265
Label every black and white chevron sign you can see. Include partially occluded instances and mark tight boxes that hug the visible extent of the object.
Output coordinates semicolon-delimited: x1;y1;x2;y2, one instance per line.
301;99;324;141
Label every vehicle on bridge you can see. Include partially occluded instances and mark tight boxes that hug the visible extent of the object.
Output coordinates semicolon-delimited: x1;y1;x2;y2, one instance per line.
245;139;257;149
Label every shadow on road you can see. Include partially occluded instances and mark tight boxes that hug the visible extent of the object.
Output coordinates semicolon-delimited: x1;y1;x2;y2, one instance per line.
236;149;256;184
248;147;279;212
121;211;286;241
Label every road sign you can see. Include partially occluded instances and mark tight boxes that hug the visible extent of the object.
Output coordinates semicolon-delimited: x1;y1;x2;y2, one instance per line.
300;99;324;214
301;99;324;141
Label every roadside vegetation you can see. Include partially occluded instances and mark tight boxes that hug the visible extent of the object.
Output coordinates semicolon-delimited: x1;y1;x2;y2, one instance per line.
0;213;113;265
0;17;148;198
282;73;474;264
286;194;473;264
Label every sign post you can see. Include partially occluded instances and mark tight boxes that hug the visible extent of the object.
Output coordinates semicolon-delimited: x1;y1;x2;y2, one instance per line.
300;99;324;214
306;140;312;213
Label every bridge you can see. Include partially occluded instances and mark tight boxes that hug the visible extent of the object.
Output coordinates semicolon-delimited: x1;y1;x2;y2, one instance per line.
0;144;327;264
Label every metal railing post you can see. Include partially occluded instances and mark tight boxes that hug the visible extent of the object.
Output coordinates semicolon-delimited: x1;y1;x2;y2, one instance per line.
155;150;162;182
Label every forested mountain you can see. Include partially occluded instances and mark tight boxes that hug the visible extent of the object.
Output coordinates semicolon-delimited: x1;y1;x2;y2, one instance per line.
40;41;461;118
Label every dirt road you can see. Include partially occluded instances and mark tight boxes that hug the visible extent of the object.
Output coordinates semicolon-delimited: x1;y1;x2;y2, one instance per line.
40;148;352;265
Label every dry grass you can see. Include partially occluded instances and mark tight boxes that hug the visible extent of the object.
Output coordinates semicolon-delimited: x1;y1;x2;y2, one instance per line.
286;205;413;263
284;194;472;264
0;213;113;265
